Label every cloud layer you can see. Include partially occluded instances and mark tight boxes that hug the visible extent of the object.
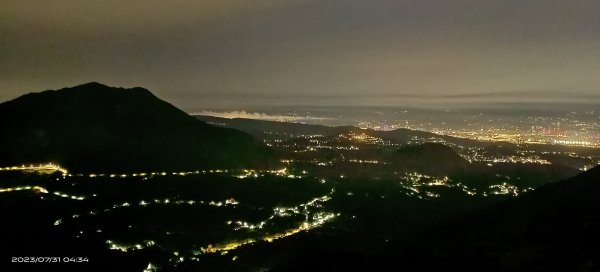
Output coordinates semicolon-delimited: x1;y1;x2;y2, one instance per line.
193;110;329;122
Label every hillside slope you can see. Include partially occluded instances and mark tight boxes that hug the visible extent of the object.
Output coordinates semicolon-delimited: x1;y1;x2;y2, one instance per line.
0;82;274;172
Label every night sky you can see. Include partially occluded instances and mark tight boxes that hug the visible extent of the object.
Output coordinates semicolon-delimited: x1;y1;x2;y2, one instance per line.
2;0;599;109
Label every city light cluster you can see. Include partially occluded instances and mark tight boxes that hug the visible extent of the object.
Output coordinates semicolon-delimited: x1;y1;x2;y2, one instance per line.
105;239;156;253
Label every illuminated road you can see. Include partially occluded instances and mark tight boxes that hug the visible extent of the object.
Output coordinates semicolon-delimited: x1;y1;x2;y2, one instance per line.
0;185;86;200
0;163;69;175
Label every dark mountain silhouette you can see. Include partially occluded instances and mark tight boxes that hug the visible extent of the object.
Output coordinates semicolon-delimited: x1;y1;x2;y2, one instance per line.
392;143;469;175
0;82;274;172
408;164;600;271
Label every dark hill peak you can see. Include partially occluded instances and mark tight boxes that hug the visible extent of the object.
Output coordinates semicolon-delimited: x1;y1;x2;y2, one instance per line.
75;81;109;88
67;82;152;94
5;82;157;109
392;143;468;175
0;83;274;172
59;82;154;97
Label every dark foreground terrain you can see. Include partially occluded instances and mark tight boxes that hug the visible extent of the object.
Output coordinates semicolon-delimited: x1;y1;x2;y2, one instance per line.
2;165;600;271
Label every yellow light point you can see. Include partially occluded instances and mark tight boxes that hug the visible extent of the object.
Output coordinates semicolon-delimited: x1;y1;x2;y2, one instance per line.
143;263;158;272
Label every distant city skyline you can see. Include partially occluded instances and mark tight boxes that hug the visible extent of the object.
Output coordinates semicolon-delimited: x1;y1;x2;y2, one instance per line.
2;0;599;109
